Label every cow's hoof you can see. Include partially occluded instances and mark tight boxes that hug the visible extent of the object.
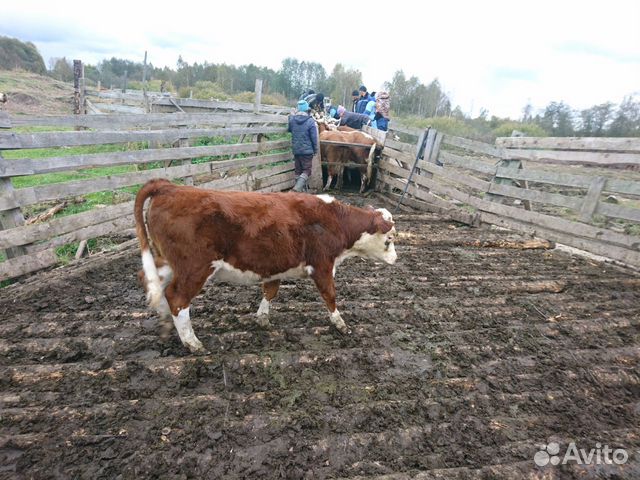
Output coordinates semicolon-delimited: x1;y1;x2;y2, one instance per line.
335;323;352;335
256;315;271;328
187;339;208;355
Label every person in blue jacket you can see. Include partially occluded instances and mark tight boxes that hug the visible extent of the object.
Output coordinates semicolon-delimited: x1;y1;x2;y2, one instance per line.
355;85;373;114
363;92;377;129
287;100;318;192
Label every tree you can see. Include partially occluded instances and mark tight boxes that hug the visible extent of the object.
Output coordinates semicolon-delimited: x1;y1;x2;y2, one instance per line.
324;63;362;107
522;102;533;123
49;57;74;82
0;36;46;74
608;95;640;137
538;101;575;136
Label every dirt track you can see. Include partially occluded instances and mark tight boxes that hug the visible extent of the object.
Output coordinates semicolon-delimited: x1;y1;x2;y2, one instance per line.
1;195;639;479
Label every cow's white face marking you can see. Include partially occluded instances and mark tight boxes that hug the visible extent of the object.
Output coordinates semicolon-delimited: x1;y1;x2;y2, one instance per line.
211;260;315;285
172;307;204;353
316;194;335;204
339;227;397;265
376;208;394;223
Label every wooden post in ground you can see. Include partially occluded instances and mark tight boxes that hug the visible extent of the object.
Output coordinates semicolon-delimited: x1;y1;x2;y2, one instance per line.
73;60;83;114
142;50;149;113
253;79;263;113
0;156;27;259
309;121;323;191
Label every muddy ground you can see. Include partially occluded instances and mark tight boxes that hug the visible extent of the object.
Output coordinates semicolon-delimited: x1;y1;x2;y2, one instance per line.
0;195;639;479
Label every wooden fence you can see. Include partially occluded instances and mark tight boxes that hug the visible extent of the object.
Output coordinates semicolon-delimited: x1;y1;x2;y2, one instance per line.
86;89;292;116
0;110;296;280
379;125;640;268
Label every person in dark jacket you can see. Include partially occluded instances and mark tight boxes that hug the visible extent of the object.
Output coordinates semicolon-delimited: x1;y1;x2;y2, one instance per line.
287;100;318;192
337;105;371;129
351;90;360;112
355;85;373;114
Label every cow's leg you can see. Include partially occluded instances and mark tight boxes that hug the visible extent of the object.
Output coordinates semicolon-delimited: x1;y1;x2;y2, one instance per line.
360;172;368;193
337;165;345;190
256;280;280;327
311;268;350;334
164;267;211;353
323;171;333;191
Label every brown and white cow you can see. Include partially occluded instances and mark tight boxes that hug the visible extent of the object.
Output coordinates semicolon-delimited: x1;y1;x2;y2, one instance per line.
134;179;397;353
318;123;378;193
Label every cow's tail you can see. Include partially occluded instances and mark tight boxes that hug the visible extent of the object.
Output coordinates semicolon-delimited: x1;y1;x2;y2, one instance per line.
134;179;171;311
366;143;376;186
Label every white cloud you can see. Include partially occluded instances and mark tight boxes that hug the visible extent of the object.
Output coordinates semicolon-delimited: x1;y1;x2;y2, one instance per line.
2;0;638;118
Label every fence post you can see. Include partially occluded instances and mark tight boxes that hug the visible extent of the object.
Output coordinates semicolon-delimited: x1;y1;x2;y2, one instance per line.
0;157;27;259
579;176;606;223
73;60;84;115
309;122;323;190
253;79;263;113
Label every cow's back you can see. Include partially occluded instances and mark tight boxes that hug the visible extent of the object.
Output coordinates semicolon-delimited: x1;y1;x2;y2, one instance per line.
147;188;343;278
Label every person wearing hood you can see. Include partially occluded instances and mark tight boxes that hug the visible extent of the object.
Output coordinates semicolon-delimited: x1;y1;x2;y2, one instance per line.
374;91;391;131
287;100;318;192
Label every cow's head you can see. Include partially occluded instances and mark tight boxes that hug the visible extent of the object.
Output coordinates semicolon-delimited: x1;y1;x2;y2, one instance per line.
351;207;397;264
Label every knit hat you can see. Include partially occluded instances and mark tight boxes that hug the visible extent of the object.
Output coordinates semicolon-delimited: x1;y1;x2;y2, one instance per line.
337;105;346;116
351;89;359;96
297;100;309;112
359;85;367;92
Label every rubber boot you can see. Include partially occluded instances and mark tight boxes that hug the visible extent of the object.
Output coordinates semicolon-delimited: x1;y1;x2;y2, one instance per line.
292;173;309;192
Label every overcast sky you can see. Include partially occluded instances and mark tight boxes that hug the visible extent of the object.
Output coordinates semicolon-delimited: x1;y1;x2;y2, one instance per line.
2;0;639;119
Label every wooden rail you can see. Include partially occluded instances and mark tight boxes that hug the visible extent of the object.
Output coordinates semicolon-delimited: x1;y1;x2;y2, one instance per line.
0;111;295;280
376;128;640;268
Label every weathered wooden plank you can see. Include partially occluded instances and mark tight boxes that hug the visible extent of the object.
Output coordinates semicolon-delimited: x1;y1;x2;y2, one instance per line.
0;202;133;249
1;151;292;210
25;215;135;254
0;248;57;281
0;144;291;178
200;163;294;191
387;124;422;138
381;149;415;166
504;148;640;166
579;176;607;222
439;151;497;175
416;160;490;192
384;139;416;154
496;136;640;152
89;103;145;114
9;112;289;128
493;168;640;197
443;134;503;158
0;111;11;129
487;182;583;211
480;211;640;267
379;159;640;250
150;97;290;115
377;173;481;226
0;126;288;150
596;201;640;223
0;153;27;258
